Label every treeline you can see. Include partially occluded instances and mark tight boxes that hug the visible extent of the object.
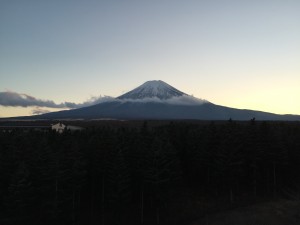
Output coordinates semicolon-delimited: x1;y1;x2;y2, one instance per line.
0;121;300;225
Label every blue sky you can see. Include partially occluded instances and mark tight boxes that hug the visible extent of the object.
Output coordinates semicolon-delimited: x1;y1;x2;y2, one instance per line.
1;0;300;117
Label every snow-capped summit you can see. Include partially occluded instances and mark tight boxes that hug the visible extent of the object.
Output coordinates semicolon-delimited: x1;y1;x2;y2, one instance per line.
118;80;187;100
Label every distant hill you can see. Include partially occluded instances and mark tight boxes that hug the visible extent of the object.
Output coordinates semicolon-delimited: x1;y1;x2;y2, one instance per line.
4;80;300;121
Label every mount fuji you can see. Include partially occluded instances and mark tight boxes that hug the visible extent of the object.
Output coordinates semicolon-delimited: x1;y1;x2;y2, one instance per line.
22;80;300;120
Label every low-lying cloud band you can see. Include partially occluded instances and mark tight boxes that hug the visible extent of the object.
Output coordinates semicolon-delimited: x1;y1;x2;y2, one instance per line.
0;91;108;109
0;91;207;114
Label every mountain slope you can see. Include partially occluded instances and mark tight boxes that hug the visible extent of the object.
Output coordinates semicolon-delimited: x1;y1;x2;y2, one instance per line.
32;101;300;121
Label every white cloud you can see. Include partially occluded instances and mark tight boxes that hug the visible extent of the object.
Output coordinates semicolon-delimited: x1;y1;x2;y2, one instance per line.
31;107;51;115
0;91;207;117
0;91;114;109
116;95;208;105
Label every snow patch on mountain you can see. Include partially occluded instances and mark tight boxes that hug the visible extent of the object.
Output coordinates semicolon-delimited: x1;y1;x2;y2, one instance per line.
118;80;186;100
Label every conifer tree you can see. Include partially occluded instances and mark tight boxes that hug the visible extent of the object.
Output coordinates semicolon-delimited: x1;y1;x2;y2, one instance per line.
106;133;131;224
5;161;35;225
144;133;180;225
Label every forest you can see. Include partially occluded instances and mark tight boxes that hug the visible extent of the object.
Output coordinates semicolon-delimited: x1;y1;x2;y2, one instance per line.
0;120;300;225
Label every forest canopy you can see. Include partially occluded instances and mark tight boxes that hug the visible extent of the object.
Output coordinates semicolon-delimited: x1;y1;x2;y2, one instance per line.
1;121;300;225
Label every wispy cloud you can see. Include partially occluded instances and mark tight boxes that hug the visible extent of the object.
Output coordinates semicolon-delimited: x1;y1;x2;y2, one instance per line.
31;107;51;115
0;91;207;116
117;95;208;105
65;96;115;108
0;91;65;108
0;91;112;109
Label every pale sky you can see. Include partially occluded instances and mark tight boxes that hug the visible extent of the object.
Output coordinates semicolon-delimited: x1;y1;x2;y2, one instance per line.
1;0;300;117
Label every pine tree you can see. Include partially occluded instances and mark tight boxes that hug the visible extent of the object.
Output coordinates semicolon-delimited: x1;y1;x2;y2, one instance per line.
144;133;180;225
4;161;35;225
106;139;131;225
212;124;244;203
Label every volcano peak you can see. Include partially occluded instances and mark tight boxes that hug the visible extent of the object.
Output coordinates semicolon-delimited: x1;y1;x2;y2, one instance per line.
118;80;186;100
